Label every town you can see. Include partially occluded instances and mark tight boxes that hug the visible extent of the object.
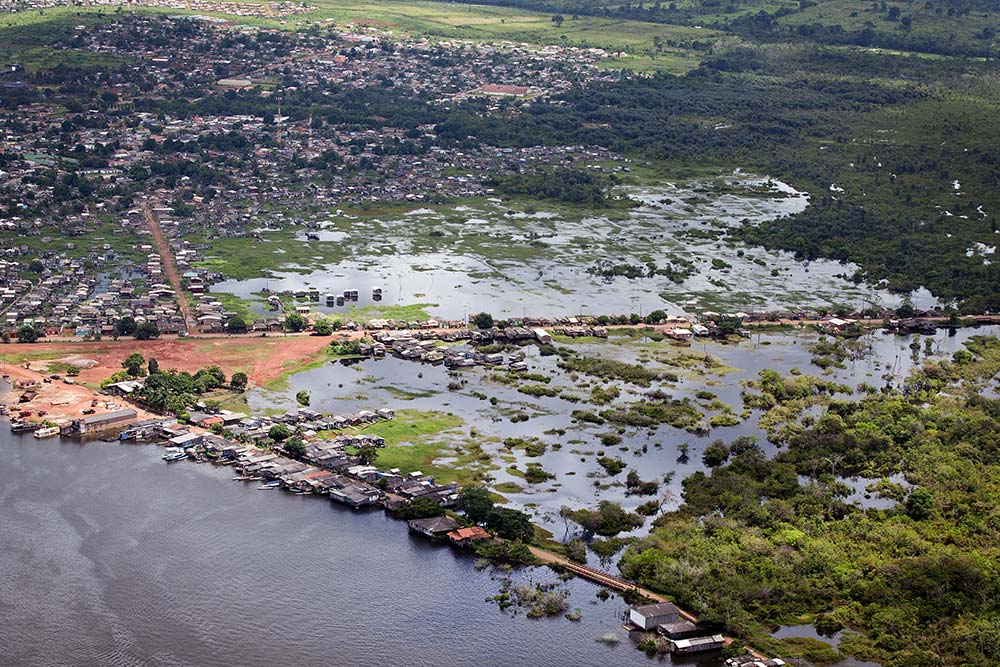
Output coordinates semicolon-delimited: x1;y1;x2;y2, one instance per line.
0;12;632;333
3;1;1000;666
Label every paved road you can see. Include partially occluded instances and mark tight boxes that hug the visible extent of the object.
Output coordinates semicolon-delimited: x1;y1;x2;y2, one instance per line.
142;203;195;331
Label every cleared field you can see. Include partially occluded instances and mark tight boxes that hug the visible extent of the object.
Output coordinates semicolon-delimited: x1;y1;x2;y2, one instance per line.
0;0;722;66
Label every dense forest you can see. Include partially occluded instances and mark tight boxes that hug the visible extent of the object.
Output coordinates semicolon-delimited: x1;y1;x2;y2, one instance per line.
618;336;1000;665
436;46;1000;309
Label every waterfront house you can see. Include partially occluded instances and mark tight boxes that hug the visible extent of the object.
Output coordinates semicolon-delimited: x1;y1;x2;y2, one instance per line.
667;635;725;654
408;515;459;538
629;602;680;630
725;657;787;667
658;620;699;639
446;526;490;546
79;408;138;434
169;432;203;449
329;484;379;508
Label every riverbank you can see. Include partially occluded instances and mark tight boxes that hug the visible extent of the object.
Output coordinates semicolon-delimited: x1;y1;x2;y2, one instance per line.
0;362;157;426
3;405;757;663
5;323;995;666
5;311;997;392
1;425;706;667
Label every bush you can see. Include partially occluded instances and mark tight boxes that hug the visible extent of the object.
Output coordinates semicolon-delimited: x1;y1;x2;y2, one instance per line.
283;437;306;457
285;312;307;332
230;371;248;391
561;502;644;537
472;312;494;329
524;463;555;484
597;457;627;475
396;497;445;520
702;441;731;467
312;318;333;335
269;424;292;442
474;540;536;567
565;538;587;563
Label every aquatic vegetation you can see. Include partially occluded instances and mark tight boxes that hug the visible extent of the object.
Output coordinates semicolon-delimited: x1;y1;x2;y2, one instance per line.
558;355;661;387
619;338;1000;666
560;501;644;537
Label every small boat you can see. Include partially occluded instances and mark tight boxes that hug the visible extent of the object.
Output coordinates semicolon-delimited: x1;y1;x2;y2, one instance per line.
162;447;188;462
286;486;310;494
258;480;282;490
11;421;41;432
33;426;60;439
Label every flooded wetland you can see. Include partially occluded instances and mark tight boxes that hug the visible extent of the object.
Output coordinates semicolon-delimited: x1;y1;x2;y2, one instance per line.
210;175;933;319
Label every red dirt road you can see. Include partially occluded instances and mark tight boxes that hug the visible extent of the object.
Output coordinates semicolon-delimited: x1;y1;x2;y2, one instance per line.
143;203;195;331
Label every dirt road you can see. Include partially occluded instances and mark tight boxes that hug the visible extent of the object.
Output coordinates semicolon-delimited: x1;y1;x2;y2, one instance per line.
142;203;195;331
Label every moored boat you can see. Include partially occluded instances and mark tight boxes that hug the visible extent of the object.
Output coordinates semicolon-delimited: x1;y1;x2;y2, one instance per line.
162;447;188;462
10;421;41;432
33;426;60;439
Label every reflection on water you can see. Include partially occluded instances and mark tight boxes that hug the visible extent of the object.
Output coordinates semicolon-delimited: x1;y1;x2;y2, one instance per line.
771;624;882;667
251;325;997;541
0;429;720;667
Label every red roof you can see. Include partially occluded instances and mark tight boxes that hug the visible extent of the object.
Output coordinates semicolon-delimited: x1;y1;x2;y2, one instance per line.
200;416;224;426
447;526;491;542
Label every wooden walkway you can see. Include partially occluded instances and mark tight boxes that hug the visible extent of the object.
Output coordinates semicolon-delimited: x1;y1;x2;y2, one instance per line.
528;546;698;621
528;545;765;658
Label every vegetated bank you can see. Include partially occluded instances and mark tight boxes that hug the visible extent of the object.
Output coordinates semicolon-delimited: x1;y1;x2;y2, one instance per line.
616;336;1000;667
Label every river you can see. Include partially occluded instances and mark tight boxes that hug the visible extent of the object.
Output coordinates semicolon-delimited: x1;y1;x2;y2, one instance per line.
0;427;717;667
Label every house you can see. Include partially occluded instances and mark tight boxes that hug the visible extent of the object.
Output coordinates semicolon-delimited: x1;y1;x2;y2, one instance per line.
658;620;700;639
169;432;203;449
407;515;460;538
329;484;379;508
629;602;680;630
667;634;725;654
533;328;552;344
106;379;144;396
446;526;491;546
725;657;787;667
79;408;137;434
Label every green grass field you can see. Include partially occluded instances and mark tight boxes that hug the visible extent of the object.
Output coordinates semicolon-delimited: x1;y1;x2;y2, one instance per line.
0;0;721;70
779;0;994;49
